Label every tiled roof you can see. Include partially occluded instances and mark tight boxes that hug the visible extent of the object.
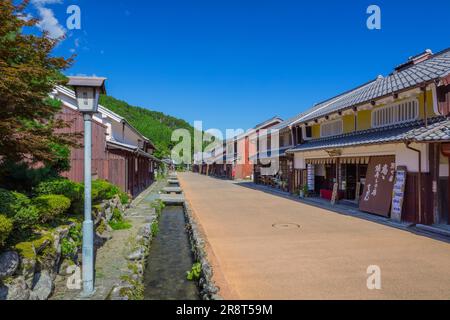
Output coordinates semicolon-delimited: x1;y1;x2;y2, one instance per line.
253;116;284;130
410;119;450;141
268;112;308;131
288;117;450;153
251;146;292;160
299;48;450;123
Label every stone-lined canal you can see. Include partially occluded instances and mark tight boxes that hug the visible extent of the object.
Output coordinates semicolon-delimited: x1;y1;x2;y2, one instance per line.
143;205;199;300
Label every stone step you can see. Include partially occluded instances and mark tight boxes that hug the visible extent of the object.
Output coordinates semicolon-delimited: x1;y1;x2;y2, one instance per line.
162;187;183;194
158;194;185;204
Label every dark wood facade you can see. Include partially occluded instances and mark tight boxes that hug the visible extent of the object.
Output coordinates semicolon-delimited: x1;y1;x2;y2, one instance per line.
58;106;156;197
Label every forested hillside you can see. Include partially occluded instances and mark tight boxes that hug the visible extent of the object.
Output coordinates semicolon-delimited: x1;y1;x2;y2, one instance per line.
99;95;194;159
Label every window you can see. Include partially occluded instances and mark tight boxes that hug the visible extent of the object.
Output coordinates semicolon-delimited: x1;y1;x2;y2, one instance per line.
321;120;343;138
304;126;312;139
372;99;419;128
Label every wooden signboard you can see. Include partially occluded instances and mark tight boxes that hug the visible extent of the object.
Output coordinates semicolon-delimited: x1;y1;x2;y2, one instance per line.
359;156;396;217
331;183;339;205
391;166;407;222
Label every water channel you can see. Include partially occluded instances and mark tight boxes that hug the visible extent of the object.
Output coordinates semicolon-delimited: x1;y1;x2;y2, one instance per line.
143;199;200;300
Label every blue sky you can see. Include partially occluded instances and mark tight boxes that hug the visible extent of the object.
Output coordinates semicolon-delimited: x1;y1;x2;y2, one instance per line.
25;0;450;132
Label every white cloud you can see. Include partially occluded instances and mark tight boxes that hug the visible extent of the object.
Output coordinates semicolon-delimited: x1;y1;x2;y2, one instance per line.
32;0;63;5
32;0;65;39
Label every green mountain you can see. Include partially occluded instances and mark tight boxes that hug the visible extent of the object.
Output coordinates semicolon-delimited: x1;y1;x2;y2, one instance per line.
99;95;194;159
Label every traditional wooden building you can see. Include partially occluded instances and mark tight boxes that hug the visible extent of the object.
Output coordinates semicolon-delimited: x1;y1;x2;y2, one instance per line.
53;86;159;197
251;115;301;191
229;117;283;180
285;48;450;226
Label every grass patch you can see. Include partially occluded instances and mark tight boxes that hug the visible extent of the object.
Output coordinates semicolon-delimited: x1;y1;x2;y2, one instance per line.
186;262;202;281
150;220;159;237
109;220;132;231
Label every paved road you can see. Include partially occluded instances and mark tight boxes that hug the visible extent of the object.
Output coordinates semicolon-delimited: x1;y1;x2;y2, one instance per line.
178;172;450;300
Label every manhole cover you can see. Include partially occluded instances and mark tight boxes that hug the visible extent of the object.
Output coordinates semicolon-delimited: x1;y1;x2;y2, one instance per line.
272;223;301;230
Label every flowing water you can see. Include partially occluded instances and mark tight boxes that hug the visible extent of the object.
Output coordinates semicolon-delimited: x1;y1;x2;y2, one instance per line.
143;205;200;300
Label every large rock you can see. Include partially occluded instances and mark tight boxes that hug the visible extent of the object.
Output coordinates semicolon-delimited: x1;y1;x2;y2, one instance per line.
0;276;30;300
52;226;71;273
0;251;20;279
105;207;113;221
20;257;37;288
138;224;152;239
30;270;54;300
127;247;145;261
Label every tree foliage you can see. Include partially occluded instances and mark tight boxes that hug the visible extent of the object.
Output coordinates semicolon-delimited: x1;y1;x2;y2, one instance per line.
0;0;76;165
99;95;196;159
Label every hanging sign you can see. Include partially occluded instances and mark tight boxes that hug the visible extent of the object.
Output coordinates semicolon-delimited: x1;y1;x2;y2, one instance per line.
307;164;315;191
391;166;407;222
359;156;396;217
355;182;361;203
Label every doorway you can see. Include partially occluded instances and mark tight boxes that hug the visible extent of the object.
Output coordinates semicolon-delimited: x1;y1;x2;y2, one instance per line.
341;163;368;201
344;164;357;200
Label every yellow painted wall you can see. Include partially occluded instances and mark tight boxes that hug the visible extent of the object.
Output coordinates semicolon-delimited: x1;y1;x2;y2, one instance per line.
418;90;437;119
307;90;438;139
312;124;321;139
357;110;372;131
342;115;355;133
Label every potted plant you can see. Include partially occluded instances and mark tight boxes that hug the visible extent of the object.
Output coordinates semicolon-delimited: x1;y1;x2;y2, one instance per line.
300;185;309;198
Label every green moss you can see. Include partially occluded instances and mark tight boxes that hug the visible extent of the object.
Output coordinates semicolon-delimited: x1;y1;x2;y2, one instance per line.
128;263;139;275
33;233;53;249
96;219;107;234
119;275;144;300
15;241;36;260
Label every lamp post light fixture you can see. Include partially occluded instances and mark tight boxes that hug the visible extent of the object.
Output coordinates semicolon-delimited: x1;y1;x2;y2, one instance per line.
67;76;107;296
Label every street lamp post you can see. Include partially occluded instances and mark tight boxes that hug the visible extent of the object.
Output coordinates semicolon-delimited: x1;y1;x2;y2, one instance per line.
67;76;107;296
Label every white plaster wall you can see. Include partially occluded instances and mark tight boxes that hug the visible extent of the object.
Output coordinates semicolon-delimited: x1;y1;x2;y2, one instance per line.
440;165;449;177
294;153;306;169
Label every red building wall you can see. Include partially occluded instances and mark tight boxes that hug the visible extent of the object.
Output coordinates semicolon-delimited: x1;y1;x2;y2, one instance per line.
57;105;155;197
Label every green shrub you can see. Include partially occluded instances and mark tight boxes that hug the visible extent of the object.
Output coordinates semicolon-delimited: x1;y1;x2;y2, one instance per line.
112;208;121;220
35;179;84;204
13;206;40;230
0;214;13;246
0;189;30;217
61;238;78;258
119;192;130;205
33;195;71;223
0;189;39;231
92;180;120;202
61;223;82;259
35;179;84;214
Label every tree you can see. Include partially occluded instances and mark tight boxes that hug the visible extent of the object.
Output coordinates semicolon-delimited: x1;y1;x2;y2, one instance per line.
0;0;76;166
